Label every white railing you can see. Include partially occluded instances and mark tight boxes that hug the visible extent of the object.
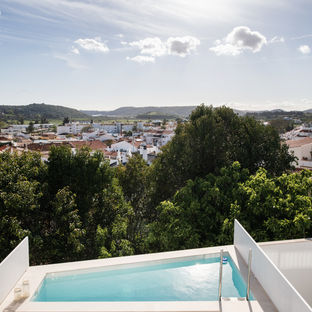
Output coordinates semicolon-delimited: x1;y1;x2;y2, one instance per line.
234;220;312;312
0;237;29;304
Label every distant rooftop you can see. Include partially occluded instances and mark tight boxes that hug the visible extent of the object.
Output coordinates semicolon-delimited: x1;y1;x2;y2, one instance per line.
286;137;312;148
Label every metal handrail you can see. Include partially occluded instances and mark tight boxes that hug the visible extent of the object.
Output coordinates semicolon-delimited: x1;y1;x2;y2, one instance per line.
218;249;223;301
246;248;252;300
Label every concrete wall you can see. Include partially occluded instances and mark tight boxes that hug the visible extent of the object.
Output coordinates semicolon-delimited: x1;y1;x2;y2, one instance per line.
234;220;312;312
290;143;312;165
261;241;312;307
0;237;29;304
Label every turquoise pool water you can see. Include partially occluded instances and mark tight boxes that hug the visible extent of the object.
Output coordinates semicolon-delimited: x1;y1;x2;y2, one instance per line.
33;255;253;301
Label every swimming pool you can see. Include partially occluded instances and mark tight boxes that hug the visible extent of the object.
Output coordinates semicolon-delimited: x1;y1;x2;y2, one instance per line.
32;254;253;302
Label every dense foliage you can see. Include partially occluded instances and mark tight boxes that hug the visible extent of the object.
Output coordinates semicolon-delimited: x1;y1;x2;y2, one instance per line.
147;163;312;252
0;104;305;265
0;148;133;264
149;105;295;206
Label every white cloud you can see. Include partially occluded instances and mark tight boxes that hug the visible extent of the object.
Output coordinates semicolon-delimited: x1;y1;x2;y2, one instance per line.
270;36;285;43
226;26;267;52
129;37;166;57
298;45;311;54
210;26;267;56
167;36;200;57
116;33;124;38
210;43;241;56
120;41;128;45
128;36;200;62
126;55;155;64
71;46;80;55
74;37;109;53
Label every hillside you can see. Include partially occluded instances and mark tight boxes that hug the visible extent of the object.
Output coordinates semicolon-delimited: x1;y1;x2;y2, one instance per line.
81;106;197;118
0;103;89;121
81;106;255;118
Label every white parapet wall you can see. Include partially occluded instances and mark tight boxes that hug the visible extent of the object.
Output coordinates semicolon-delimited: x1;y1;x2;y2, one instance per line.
0;237;29;304
261;240;312;308
234;220;312;312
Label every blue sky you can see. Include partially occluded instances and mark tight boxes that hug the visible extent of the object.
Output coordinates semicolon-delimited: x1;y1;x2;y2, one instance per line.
1;0;312;111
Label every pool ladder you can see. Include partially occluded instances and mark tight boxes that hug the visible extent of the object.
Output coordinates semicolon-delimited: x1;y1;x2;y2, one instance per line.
218;248;252;301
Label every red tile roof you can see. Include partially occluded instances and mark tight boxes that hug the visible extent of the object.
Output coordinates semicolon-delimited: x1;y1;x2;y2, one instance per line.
28;142;71;152
286;137;312;148
0;145;9;152
0;136;10;141
103;150;118;157
162;130;174;135
70;140;107;151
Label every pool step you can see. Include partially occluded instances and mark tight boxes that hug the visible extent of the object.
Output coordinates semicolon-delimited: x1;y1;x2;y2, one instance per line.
221;297;265;312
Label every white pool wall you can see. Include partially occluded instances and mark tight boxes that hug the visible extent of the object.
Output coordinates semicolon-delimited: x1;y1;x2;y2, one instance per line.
234;219;312;312
0;237;29;304
261;240;312;308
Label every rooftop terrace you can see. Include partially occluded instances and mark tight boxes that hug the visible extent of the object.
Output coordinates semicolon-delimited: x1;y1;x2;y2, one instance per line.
0;220;310;312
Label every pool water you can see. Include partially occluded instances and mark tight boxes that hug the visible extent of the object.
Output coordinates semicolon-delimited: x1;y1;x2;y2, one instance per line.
33;255;254;301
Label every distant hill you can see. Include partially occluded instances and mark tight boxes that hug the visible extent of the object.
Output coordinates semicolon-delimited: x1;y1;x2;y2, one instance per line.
81;106;197;118
136;112;179;120
246;109;305;120
81;106;257;119
0;103;89;121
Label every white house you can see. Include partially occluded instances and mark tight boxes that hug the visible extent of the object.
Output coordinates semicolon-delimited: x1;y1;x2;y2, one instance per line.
57;123;84;135
81;130;99;140
286;137;312;169
110;140;138;153
98;133;116;142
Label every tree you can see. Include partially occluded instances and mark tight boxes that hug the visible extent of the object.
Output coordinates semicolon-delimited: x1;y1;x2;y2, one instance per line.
106;139;113;147
81;125;92;133
47;146;133;259
90;179;134;258
18;115;24;125
116;154;151;251
147;162;312;253
45;187;85;263
51;125;57;133
0;151;46;263
0;147;134;264
123;130;132;137
269;119;294;134
27;122;34;133
223;168;312;242
149;105;296;206
147;162;249;251
63;117;70;125
0;121;7;129
40;116;49;124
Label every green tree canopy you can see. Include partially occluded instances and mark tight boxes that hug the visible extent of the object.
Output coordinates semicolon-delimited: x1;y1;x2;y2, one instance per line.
147;162;312;253
117;154;151;251
150;105;295;206
27;121;34;133
147;162;249;251
225;168;312;242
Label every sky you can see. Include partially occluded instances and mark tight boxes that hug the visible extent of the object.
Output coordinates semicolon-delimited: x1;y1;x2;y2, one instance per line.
1;0;312;111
